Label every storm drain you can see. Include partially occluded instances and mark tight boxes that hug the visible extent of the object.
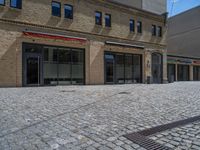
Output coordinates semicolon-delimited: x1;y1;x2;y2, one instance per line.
125;133;172;150
124;115;200;150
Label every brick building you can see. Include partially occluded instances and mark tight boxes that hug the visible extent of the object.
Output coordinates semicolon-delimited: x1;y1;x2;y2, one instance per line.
0;0;167;87
167;6;200;82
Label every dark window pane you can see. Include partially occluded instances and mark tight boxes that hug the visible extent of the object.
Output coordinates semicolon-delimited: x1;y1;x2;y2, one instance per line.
95;11;102;25
116;54;124;84
125;54;133;83
137;21;142;33
168;64;176;82
133;55;142;83
52;2;61;17
193;66;200;81
105;14;111;27
178;65;189;81
10;0;22;9
130;19;135;32
152;25;156;36
0;0;5;5
65;4;73;19
158;26;162;37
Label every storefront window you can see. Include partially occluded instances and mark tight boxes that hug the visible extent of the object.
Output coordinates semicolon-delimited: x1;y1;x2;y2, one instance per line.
125;54;133;83
177;65;189;81
71;49;84;84
133;55;142;83
105;52;142;84
193;66;200;81
116;54;125;84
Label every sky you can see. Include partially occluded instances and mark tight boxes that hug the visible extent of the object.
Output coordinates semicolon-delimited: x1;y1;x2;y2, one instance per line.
167;0;200;17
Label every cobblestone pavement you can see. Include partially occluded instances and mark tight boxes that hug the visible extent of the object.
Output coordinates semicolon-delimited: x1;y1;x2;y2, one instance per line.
0;82;200;150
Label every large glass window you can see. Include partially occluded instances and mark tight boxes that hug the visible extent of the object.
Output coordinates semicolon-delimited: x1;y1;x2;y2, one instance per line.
52;1;61;17
105;14;111;27
133;55;142;83
105;52;142;84
65;4;73;19
0;0;5;5
193;66;200;81
10;0;22;9
58;48;71;85
116;54;125;84
177;65;189;81
167;64;176;82
95;11;102;25
71;49;84;84
43;47;59;85
125;54;133;83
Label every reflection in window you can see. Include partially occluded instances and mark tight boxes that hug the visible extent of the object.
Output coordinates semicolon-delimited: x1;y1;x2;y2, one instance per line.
133;55;142;83
65;4;73;19
95;11;102;25
116;54;124;84
0;0;5;5
105;14;111;27
52;1;61;17
125;54;133;83
10;0;22;9
130;19;135;32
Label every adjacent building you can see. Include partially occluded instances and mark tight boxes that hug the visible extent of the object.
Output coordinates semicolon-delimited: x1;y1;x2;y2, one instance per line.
167;6;200;82
0;0;167;87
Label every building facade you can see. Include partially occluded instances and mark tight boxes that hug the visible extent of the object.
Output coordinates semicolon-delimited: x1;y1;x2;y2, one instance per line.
167;6;200;82
0;0;167;87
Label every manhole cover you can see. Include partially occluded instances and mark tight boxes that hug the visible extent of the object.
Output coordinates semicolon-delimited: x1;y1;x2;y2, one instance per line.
118;92;130;95
60;90;76;93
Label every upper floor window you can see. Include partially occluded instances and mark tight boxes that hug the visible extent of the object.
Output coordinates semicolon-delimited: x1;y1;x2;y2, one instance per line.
95;11;102;25
52;1;61;17
130;19;135;32
0;0;5;5
158;26;162;37
10;0;22;9
65;4;73;19
137;21;142;33
105;14;111;27
152;25;156;36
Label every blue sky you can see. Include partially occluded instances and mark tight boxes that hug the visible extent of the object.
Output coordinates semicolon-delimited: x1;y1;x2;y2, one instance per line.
167;0;200;17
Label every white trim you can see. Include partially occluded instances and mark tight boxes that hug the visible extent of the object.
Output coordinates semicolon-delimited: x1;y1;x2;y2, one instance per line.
23;30;87;41
105;41;144;49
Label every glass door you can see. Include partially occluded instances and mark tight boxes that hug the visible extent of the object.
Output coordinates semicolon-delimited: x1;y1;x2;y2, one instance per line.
25;55;41;85
105;54;114;83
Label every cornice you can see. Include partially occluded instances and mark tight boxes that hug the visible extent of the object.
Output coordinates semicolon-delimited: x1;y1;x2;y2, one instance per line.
0;18;166;48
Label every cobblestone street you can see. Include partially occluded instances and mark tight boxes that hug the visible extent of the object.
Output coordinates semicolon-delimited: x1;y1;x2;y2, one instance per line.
0;82;200;150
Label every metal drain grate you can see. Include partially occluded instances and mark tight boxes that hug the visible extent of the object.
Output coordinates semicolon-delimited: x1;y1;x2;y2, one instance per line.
124;115;200;150
138;115;200;136
124;133;172;150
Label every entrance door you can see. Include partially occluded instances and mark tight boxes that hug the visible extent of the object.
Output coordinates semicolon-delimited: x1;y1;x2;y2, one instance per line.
105;54;114;83
177;65;189;81
25;55;41;85
152;53;163;83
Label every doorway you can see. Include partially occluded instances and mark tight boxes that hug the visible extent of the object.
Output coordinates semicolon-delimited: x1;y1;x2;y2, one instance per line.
25;54;42;86
152;53;163;83
105;54;115;83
